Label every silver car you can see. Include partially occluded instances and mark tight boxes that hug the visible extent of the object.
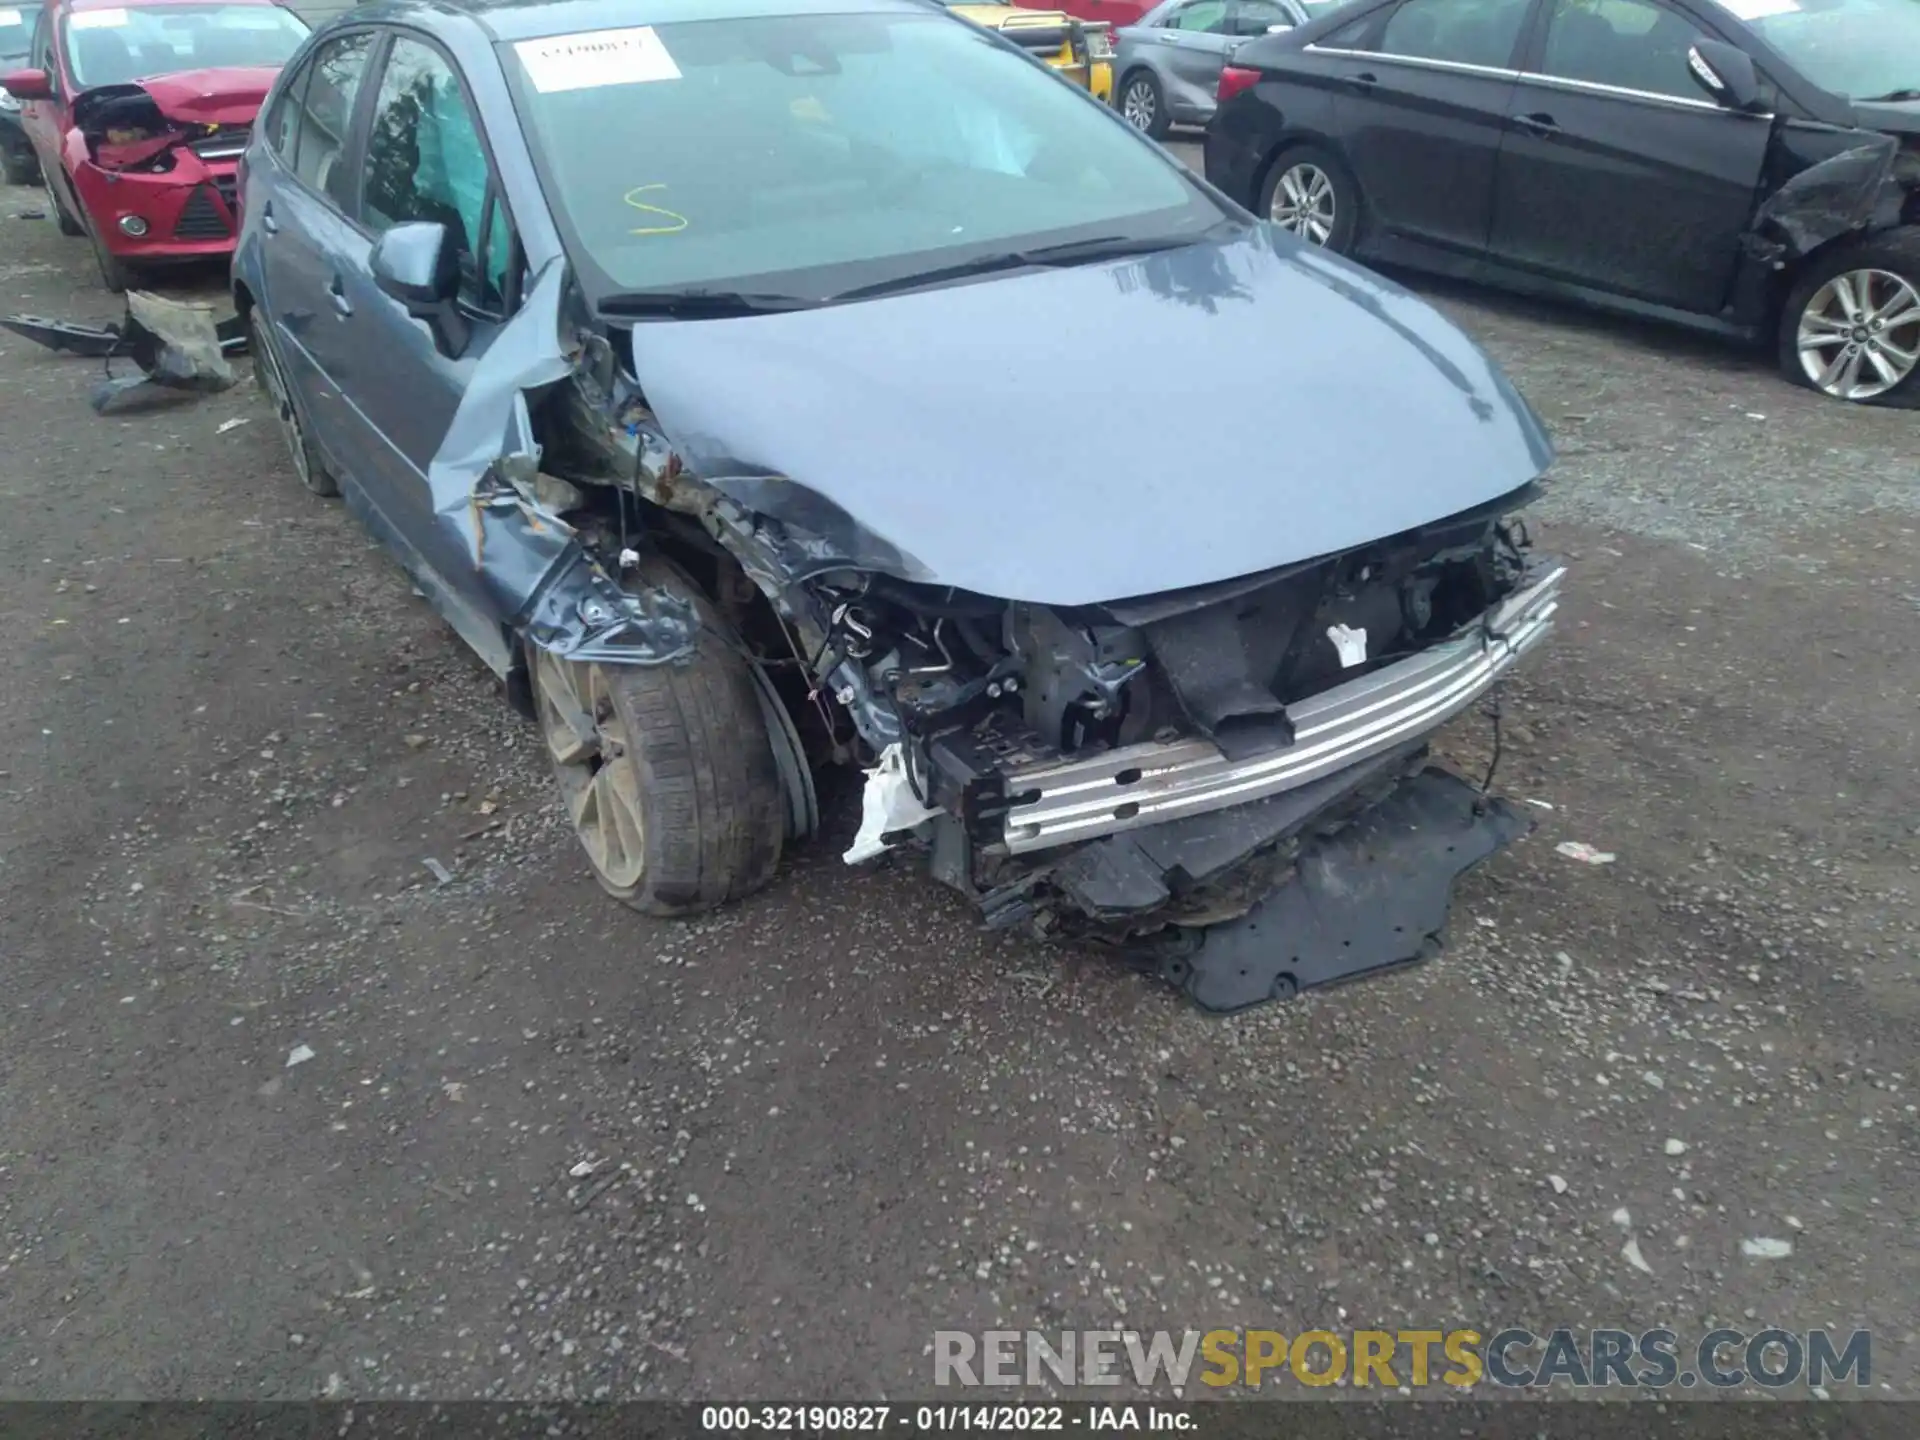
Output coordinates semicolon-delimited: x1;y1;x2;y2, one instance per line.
1114;0;1313;138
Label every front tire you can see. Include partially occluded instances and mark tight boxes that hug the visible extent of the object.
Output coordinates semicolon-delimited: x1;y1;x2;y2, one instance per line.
1778;232;1920;406
1258;144;1359;253
1118;70;1169;140
530;555;786;917
46;173;83;236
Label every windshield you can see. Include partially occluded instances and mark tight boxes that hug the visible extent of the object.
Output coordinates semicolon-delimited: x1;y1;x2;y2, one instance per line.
503;10;1226;302
0;7;29;66
62;4;308;88
1718;0;1920;100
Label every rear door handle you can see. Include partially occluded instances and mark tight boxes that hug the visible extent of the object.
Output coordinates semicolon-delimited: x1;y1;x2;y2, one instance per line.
1513;111;1560;136
1345;70;1379;89
328;276;353;317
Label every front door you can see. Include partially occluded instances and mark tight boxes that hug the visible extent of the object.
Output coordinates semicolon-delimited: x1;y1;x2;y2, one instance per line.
327;30;519;650
1485;0;1771;312
1315;0;1533;256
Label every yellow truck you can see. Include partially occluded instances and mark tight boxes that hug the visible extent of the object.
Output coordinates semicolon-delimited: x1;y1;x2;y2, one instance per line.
944;2;1115;104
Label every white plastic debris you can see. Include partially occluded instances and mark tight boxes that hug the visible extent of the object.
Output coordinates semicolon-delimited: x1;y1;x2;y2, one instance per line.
843;743;942;864
1326;623;1369;668
1664;1137;1689;1156
1556;841;1617;865
1547;1174;1568;1195
568;1159;601;1179
1742;1237;1793;1259
1524;798;1555;810
286;1043;315;1068
1622;1236;1654;1275
215;416;250;434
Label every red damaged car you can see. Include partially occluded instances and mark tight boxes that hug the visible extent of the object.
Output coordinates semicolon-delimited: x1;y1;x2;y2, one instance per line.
2;0;306;291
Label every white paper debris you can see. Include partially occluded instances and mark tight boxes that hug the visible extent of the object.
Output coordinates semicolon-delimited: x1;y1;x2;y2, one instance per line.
1556;841;1617;865
1622;1236;1654;1275
1742;1237;1793;1259
1664;1137;1688;1156
1716;0;1798;19
1326;622;1369;668
514;26;681;94
286;1043;315;1068
843;743;942;864
216;417;250;434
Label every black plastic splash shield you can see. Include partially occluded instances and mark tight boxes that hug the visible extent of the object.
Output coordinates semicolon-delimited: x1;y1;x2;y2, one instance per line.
1156;767;1530;1014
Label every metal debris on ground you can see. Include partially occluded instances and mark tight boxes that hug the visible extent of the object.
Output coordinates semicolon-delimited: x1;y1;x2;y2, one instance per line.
1555;841;1617;865
3;292;248;414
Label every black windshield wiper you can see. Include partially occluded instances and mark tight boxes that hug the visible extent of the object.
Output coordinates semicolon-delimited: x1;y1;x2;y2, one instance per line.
1859;88;1920;101
597;289;819;318
830;233;1206;302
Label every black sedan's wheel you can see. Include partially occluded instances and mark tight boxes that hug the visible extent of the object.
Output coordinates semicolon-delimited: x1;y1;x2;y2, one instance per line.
530;555;786;917
1779;233;1920;406
1;142;38;186
247;305;340;497
1119;70;1169;140
1259;144;1358;253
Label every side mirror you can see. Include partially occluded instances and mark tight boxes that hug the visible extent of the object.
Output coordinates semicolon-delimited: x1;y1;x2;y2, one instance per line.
1687;39;1763;112
370;220;469;355
2;68;54;101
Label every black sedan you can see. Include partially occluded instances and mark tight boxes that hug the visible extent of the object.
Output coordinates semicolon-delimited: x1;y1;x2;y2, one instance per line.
1203;0;1920;404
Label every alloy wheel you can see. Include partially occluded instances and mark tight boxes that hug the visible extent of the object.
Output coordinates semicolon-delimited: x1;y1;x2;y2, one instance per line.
1121;78;1156;131
1270;162;1336;246
532;649;649;892
1795;267;1920;401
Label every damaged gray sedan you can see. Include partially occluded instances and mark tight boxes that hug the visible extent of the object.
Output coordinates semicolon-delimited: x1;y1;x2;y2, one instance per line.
233;0;1564;1011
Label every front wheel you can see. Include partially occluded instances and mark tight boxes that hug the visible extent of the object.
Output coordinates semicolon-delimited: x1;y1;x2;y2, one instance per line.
1778;233;1920;406
1258;145;1359;253
1118;70;1169;141
530;556;786;916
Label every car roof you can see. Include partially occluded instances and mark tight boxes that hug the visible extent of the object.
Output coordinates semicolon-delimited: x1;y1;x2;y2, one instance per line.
349;0;937;45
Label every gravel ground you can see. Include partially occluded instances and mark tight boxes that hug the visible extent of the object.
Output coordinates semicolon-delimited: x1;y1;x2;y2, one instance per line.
0;145;1915;1402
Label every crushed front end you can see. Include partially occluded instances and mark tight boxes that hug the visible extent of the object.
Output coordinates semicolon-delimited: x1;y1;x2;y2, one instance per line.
68;83;253;263
800;499;1562;1011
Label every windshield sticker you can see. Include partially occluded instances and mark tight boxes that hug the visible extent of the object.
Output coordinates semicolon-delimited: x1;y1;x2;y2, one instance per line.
69;7;129;26
514;27;681;93
624;184;689;236
0;9;24;25
1715;0;1799;19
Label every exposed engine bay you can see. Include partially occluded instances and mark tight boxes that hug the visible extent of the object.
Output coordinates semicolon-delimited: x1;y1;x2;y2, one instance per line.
524;321;1563;999
72;83;247;172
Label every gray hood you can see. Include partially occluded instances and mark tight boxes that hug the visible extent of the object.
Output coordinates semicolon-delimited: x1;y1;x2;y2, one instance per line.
626;223;1554;607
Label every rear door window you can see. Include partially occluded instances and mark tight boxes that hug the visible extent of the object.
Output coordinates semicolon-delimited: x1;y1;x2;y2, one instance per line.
291;31;374;210
1377;0;1531;68
1166;0;1233;30
262;55;313;161
1230;0;1296;34
360;34;514;310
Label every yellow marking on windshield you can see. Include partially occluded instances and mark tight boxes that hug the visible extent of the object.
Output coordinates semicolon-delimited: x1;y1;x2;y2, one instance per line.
624;184;689;235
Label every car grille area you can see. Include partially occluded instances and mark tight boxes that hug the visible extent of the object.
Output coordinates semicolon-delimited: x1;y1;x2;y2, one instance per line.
172;184;231;241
